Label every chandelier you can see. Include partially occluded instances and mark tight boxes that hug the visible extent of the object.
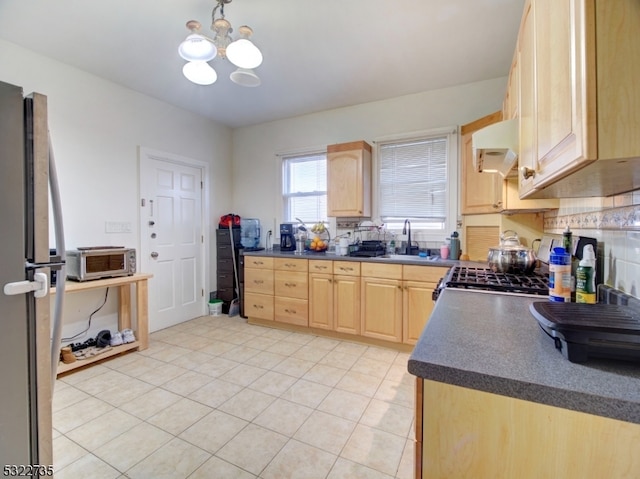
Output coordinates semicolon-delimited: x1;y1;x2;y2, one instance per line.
178;0;263;87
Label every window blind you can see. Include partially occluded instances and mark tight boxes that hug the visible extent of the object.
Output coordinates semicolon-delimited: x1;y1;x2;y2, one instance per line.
282;152;327;223
378;136;448;225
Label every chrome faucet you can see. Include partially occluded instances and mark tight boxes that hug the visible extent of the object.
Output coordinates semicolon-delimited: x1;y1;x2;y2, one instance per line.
402;219;412;255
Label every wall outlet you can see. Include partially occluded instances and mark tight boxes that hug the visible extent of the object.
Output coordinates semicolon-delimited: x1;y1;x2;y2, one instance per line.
105;221;132;234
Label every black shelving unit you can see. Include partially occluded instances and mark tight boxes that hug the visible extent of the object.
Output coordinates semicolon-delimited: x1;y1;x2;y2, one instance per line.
216;228;241;314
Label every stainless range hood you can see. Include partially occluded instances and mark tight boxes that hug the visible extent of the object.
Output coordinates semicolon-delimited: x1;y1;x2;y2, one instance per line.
472;119;518;177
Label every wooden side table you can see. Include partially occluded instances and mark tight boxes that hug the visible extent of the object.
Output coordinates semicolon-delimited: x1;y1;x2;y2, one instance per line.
52;273;152;375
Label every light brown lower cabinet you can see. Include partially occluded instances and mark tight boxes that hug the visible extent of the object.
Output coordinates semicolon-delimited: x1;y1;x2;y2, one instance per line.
274;258;308;326
309;260;361;334
244;258;274;321
416;378;640;479
361;263;403;343
246;256;442;346
402;266;440;345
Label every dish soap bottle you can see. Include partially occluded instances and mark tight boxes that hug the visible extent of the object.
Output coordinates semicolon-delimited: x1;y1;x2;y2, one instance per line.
576;244;596;304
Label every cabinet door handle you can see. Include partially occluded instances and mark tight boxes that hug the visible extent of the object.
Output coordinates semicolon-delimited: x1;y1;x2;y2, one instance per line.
284;308;297;314
520;166;536;179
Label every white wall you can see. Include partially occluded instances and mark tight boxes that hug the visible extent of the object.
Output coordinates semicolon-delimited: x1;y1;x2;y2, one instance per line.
231;77;507;240
0;39;233;338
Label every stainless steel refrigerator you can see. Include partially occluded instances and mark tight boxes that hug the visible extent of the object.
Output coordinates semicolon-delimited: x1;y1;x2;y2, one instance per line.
0;81;66;470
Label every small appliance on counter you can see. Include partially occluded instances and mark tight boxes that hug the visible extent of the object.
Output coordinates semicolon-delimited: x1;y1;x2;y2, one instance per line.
530;286;640;363
280;223;296;252
66;247;136;282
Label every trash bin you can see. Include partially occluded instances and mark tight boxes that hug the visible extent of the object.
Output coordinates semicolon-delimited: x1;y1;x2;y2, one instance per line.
208;299;223;316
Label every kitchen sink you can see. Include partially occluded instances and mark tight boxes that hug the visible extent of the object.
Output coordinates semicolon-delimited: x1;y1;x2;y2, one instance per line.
372;254;443;262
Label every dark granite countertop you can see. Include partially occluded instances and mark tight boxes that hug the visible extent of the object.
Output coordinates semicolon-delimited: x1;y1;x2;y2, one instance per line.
242;249;473;269
408;288;640;424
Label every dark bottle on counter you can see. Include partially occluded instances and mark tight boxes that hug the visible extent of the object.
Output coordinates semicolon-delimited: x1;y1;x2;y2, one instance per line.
563;226;573;254
563;226;577;301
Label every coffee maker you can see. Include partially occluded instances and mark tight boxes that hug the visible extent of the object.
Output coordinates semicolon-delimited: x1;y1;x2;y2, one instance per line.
280;223;296;251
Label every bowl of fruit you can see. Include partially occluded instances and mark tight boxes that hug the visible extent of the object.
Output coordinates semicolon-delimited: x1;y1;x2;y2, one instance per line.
305;223;330;253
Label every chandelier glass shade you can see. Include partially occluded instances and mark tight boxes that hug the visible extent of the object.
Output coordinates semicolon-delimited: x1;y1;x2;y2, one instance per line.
178;0;262;87
182;61;218;85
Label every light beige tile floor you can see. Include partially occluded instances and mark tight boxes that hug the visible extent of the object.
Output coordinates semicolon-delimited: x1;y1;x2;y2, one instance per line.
53;316;416;479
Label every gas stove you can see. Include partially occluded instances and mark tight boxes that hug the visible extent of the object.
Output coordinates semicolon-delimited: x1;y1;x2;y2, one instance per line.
433;266;549;300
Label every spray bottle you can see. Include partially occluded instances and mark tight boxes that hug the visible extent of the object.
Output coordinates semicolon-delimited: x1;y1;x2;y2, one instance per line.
576;244;596;304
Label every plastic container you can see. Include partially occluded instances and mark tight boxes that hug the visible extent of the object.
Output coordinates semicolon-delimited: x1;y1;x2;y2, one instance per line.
440;244;449;260
208;299;223;316
576;244;596;304
240;218;261;249
549;247;571;302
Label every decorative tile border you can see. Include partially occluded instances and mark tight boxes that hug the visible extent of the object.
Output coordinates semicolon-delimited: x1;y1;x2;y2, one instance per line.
544;204;640;231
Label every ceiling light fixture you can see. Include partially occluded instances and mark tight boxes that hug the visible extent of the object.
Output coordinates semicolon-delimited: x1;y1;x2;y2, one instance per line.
178;0;263;87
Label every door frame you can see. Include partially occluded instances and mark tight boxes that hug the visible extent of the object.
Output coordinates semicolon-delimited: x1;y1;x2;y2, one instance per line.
138;146;210;320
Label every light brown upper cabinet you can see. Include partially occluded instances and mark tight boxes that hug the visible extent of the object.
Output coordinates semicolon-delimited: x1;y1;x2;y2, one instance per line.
460;112;504;214
327;141;372;217
517;0;640;198
460;112;558;214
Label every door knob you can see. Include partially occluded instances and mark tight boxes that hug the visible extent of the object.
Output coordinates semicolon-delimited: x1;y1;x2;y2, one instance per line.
149;220;155;226
151;252;159;259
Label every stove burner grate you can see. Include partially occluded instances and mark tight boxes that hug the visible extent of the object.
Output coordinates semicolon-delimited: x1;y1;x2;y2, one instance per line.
445;266;549;296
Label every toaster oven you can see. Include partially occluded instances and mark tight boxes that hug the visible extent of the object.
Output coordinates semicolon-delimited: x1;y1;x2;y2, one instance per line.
66;247;136;282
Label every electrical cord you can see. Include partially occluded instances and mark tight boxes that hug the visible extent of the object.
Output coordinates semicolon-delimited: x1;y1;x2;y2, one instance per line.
60;287;110;343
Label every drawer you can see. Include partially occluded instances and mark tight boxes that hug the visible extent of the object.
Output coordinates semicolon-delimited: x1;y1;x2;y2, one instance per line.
333;261;361;276
274;257;308;272
216;287;235;301
244;268;274;294
217;228;241;243
216;244;235;258
217;258;235;271
274;271;308;299
217;272;235;289
274;297;308;326
244;292;274;320
244;256;274;269
402;265;446;282
361;262;402;280
309;259;332;273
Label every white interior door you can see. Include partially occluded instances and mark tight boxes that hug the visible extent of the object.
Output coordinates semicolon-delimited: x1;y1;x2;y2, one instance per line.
139;148;206;332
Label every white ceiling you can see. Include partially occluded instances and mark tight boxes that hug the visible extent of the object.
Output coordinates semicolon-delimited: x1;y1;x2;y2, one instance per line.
0;0;524;128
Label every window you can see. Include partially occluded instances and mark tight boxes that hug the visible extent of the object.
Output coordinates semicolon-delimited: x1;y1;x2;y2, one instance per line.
282;151;327;223
377;129;457;236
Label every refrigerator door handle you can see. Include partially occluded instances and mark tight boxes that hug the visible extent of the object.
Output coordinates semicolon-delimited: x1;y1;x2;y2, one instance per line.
4;272;48;298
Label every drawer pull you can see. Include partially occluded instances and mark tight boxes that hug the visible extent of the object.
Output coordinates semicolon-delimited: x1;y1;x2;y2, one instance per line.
254;280;264;284
284;282;297;288
253;304;263;309
284;263;296;268
339;267;354;272
315;265;328;270
284;308;297;314
254;261;264;266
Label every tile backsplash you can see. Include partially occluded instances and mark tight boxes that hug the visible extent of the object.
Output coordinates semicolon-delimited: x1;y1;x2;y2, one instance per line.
544;193;640;299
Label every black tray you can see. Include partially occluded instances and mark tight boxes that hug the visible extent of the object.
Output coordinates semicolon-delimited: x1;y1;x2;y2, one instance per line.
530;302;640;363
